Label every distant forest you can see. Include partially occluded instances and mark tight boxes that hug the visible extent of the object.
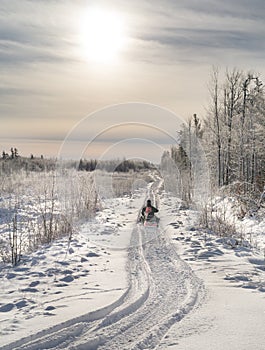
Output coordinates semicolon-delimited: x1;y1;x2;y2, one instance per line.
77;158;155;172
0;148;155;174
0;148;57;173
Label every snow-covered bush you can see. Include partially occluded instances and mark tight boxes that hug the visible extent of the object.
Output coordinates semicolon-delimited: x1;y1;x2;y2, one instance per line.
199;192;265;251
0;168;99;265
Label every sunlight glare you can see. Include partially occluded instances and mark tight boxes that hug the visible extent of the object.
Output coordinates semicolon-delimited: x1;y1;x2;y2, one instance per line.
80;8;126;63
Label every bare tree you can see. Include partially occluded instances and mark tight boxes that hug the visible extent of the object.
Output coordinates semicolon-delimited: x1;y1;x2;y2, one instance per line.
223;69;242;185
203;67;265;208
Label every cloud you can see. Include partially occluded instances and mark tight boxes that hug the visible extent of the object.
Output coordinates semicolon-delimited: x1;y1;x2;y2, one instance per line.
1;0;265;159
1;0;264;67
175;0;265;21
0;86;51;97
141;27;265;53
0;0;79;66
123;0;265;66
140;0;265;23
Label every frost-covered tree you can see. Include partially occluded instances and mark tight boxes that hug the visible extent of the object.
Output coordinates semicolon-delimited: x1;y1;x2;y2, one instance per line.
168;114;207;205
2;151;8;159
203;67;265;197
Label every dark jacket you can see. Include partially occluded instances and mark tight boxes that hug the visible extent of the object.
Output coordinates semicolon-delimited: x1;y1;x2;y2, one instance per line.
142;205;158;218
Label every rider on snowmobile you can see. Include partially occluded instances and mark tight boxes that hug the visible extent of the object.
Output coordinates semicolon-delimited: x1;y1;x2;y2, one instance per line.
140;199;158;223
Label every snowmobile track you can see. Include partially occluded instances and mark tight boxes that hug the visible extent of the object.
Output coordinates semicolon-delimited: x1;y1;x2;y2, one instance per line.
1;179;204;350
4;228;203;350
63;224;204;350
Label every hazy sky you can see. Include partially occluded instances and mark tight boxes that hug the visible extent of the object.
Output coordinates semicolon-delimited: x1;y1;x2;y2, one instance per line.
1;0;264;161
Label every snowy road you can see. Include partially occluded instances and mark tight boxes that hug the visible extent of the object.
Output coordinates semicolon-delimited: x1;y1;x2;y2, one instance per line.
3;226;202;350
63;227;203;350
0;180;204;350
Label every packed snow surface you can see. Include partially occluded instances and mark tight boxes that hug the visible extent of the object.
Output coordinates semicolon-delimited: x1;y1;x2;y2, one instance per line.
0;176;265;349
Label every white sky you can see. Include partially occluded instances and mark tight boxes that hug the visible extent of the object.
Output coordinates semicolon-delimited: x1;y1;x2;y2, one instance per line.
1;0;264;161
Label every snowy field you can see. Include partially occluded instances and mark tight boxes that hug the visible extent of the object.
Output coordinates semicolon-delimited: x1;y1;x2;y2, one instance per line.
0;172;265;349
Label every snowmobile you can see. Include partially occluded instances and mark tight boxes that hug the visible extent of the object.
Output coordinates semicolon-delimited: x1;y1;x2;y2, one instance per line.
140;208;159;227
143;214;159;227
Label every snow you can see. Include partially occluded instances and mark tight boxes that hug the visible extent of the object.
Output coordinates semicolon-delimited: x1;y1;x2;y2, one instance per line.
158;199;265;350
0;174;265;349
211;195;265;251
0;192;144;348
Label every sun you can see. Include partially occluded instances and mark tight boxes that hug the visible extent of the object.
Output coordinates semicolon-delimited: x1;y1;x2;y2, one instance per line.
80;7;126;63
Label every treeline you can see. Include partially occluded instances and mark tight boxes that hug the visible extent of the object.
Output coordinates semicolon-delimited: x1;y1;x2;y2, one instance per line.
165;67;265;206
2;147;20;159
1;148;155;175
78;158;155;172
0;148;57;174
